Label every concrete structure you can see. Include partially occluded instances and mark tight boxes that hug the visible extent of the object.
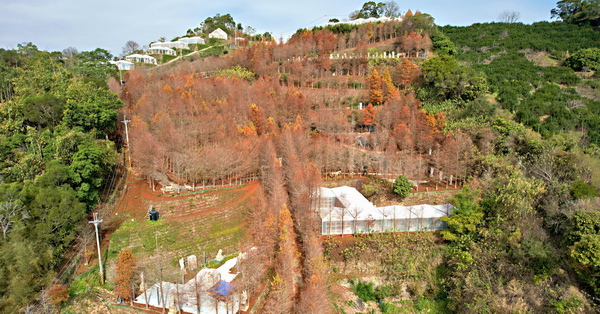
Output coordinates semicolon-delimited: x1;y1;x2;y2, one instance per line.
209;28;228;40
125;54;157;65
315;186;452;235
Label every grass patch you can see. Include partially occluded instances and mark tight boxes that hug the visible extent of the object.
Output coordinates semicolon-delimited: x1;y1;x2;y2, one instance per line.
107;188;250;274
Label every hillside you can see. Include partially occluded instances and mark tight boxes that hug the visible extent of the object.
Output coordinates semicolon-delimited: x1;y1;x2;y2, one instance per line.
0;1;599;313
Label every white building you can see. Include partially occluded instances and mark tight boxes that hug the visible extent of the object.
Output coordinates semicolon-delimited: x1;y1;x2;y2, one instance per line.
316;186;452;235
147;46;176;55
109;60;134;71
209;28;228;40
180;36;205;45
125;54;157;65
150;41;189;50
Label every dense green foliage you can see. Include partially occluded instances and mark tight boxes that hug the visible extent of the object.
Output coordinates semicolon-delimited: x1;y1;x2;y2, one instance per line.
392;175;413;198
440;21;600;144
0;43;121;311
565;48;600;71
440;22;600;60
421;55;487;101
551;0;600;26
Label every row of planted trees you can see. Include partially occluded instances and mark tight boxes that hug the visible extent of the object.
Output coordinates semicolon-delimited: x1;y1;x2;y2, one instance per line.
119;64;472;191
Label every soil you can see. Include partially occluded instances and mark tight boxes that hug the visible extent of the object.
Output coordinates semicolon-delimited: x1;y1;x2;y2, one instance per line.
112;168;260;221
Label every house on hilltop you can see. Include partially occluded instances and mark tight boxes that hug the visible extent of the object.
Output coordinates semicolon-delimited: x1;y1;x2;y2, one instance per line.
315;186;452;235
209;28;228;40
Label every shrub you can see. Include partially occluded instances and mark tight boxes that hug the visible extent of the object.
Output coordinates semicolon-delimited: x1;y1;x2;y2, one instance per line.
565;48;600;71
47;284;69;306
571;180;598;199
350;280;377;302
393;175;413;198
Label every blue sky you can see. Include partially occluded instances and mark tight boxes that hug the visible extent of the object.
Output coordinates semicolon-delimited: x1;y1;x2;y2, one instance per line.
1;0;557;57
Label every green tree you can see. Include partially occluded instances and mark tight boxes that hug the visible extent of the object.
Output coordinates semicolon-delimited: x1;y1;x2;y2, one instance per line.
62;80;123;136
392;175;413;198
201;13;236;34
71;48;117;87
551;0;600;26
350;2;386;19
421;55;488;101
440;187;483;243
69;140;116;207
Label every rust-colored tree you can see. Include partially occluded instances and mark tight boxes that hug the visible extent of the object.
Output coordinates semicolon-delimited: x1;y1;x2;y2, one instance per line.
47;284;69;307
368;69;383;105
398;58;421;89
114;248;137;301
363;103;376;132
263;206;299;313
296;237;331;313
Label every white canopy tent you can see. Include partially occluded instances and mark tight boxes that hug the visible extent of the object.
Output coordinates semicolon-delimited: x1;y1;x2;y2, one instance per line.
148;46;176;55
125;54;157;64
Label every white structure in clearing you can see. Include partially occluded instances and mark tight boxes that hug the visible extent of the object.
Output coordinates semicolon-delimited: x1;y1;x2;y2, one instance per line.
209;28;228;40
134;256;242;314
315;186;452;235
109;60;134;71
180;36;205;45
325;16;402;26
147;46;176;55
150;40;189;50
125;54;157;65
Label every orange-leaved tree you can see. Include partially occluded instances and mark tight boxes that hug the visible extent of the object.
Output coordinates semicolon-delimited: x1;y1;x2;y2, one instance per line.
368;69;383;105
382;68;397;102
114;248;137;301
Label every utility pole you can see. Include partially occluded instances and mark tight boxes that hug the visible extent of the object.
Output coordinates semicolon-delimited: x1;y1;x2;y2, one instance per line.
122;115;131;167
89;212;104;284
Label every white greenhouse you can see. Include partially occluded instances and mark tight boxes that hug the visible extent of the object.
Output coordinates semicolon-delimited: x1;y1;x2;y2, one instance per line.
315;186;452;236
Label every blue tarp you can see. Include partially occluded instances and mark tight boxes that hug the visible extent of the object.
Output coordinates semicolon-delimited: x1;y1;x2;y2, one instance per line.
208;280;236;299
